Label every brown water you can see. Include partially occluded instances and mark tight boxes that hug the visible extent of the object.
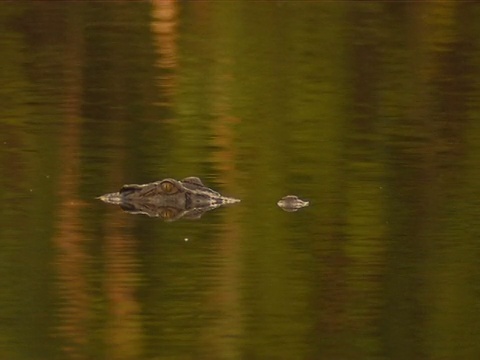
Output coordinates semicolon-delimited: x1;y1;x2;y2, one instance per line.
1;2;480;359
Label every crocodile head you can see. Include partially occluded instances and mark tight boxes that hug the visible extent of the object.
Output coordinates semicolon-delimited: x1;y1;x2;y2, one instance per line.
98;177;240;221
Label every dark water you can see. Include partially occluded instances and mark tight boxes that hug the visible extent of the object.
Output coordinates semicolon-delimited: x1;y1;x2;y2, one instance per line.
2;2;480;359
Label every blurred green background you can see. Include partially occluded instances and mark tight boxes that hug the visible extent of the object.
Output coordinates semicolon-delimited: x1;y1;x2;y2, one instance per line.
1;2;480;359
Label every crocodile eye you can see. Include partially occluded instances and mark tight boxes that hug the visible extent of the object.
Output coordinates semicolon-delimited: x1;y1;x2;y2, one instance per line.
160;180;177;194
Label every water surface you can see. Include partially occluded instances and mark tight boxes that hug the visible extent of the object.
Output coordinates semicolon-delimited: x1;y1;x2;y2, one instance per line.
1;2;480;359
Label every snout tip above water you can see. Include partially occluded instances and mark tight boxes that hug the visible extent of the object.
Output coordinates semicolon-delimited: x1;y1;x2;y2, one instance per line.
223;197;241;204
96;193;123;204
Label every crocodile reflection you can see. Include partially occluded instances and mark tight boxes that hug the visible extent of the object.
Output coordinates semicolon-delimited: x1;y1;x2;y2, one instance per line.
98;177;240;221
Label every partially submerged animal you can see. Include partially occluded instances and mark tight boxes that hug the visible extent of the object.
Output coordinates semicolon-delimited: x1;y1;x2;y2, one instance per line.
98;177;240;221
99;177;310;221
277;195;310;212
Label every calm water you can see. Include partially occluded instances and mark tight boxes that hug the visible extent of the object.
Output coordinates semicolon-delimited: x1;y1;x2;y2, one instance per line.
2;2;480;359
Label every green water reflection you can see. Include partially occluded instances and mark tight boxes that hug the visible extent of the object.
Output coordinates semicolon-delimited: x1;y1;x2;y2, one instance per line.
1;2;480;359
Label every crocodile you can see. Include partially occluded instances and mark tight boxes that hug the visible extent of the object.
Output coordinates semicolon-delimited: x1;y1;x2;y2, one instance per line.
277;195;310;212
98;177;240;221
99;177;309;221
